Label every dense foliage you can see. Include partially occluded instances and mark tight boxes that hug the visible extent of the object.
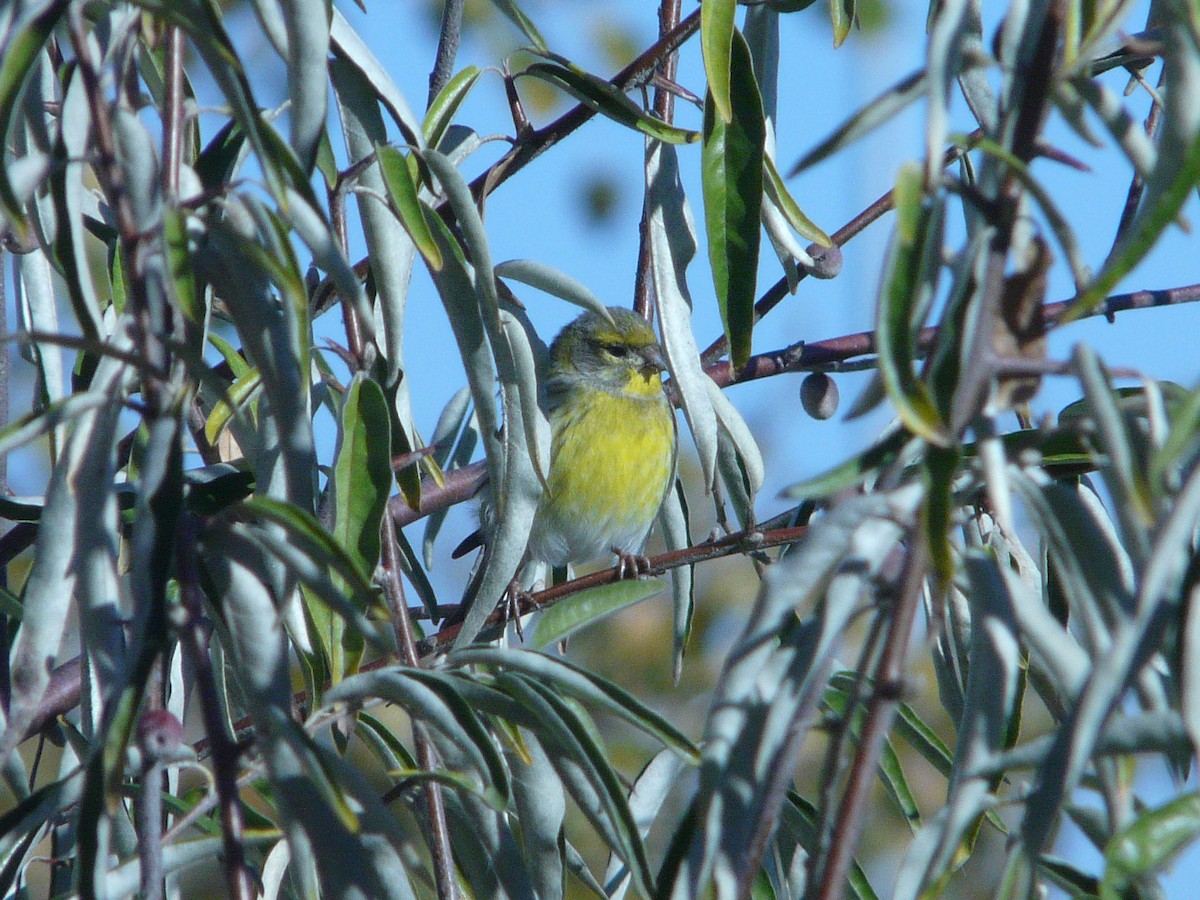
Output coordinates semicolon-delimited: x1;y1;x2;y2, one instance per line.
2;0;1200;898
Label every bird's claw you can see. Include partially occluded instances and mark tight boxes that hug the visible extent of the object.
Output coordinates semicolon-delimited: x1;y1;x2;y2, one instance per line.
502;579;538;642
613;548;652;580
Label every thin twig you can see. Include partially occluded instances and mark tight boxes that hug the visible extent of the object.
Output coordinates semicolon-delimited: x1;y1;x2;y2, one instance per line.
176;518;255;900
811;538;929;899
1111;64;1165;249
381;514;457;900
427;0;466;109
634;0;683;319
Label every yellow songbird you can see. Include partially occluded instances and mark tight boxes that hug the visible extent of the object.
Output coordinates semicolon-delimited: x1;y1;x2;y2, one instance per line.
528;306;677;573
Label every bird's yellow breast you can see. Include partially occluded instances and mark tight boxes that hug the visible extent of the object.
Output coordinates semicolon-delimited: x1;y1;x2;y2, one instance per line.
528;386;675;567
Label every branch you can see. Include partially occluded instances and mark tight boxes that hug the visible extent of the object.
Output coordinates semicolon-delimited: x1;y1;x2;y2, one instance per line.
427;0;466;107
633;0;683;318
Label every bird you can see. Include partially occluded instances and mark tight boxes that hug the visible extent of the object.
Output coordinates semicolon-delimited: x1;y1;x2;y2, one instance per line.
526;306;677;576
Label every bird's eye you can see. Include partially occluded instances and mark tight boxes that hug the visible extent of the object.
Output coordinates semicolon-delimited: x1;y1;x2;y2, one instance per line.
601;343;630;358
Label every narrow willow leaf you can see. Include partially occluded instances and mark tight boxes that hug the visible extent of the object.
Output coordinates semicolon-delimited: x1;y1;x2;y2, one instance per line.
235;497;378;616
494;258;610;320
658;478;694;681
702;29;765;372
875;163;948;445
0;0;69;241
325;375;393;680
424;65;482;147
789;69;926;174
702;0;736;123
204;366;261;446
377;143;442;270
645;140;719;489
605;749;688;900
523;60;699;145
450;646;699;759
529;579;667;649
326;668;508;797
763;153;831;247
1063;14;1200;323
509;736;566;900
497;673;655;897
0;333;129;756
489;0;547;50
329;7;423;147
50;65;103;338
280;0;330;173
1101;793;1200;900
830;0;855;47
780;427;911;500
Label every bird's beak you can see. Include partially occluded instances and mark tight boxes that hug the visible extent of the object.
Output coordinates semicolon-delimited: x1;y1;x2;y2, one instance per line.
639;345;667;374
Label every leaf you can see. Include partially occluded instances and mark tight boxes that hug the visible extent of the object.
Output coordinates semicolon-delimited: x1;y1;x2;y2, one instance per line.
424;65;482;147
377;143;442;270
489;0;547;50
494;258;610;320
529;579;668;649
781;426;910;500
523;59;699;145
645;140;719;489
830;0;855;47
762;153;831;247
702;0;736;123
0;0;69;242
875;162;948;445
325;375;394;680
280;0;330;172
1101;794;1200;900
702;29;765;372
789;69;926;174
329;7;424;147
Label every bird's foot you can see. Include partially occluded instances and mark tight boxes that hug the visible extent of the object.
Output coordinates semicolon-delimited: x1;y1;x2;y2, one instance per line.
613;548;652;580
501;579;538;641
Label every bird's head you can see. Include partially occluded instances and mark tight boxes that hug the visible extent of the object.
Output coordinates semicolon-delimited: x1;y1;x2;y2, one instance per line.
546;307;668;399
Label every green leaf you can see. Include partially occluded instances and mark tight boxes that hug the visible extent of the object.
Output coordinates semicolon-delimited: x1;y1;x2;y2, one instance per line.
830;0;855;47
522;59;699;145
0;0;69;242
1101;793;1200;900
875;162;948;445
529;579;667;650
424;65;482;147
789;68;926;175
324;375;394;680
489;0;547;50
762;153;832;247
781;428;911;500
376;143;442;270
702;0;736;123
702;29;765;372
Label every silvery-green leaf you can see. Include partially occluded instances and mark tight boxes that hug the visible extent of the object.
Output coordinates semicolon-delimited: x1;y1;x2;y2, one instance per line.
658;478;694;681
329;8;423;147
510;735;566;900
247;0;288;57
645;140;719;488
789;69;927;174
0;324;131;756
284;186;375;347
16;249;65;458
925;0;969;184
495;258;612;322
280;0;329;173
605;749;687;900
669;486;923;899
51;66;102;337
